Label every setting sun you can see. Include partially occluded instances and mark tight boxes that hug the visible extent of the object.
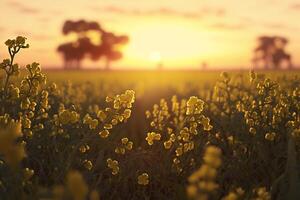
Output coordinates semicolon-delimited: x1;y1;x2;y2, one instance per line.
122;20;220;69
149;51;162;62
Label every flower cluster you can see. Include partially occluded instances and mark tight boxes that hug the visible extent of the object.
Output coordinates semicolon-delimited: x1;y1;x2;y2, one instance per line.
0;121;25;167
145;131;161;145
107;158;120;175
137;172;149;185
145;95;213;174
186;146;222;200
115;137;133;154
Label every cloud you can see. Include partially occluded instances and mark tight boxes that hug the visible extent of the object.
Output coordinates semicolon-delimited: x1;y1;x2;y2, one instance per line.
263;22;287;29
14;30;54;41
290;3;300;10
6;0;39;14
209;23;245;30
199;7;226;17
262;22;299;31
48;10;63;15
236;16;299;31
90;5;226;19
31;48;49;53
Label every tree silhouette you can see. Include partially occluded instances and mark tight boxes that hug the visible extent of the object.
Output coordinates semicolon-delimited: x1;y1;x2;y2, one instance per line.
57;37;94;69
57;20;129;70
62;20;102;35
252;36;292;69
90;31;129;70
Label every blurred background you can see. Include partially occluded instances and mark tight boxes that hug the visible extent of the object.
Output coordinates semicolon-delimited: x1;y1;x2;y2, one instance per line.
0;0;300;70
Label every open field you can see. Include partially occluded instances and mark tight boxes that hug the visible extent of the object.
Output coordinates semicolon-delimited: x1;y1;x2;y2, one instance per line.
0;59;300;200
44;69;300;101
45;69;300;84
1;39;300;200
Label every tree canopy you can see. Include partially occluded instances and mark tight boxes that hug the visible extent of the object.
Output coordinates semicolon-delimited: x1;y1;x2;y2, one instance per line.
57;20;129;70
252;36;292;69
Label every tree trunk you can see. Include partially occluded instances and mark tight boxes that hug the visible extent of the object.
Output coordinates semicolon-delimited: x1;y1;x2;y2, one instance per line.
76;59;81;70
105;58;110;70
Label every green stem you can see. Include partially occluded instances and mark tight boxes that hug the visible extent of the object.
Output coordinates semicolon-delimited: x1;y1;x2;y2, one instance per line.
3;47;17;95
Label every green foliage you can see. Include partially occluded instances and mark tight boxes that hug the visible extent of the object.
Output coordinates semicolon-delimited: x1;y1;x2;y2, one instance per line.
0;37;299;200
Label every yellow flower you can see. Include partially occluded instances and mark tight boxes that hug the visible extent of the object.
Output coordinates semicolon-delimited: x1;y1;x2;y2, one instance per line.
227;136;234;145
199;180;219;192
66;171;88;200
59;110;79;125
186;185;198;198
249;70;256;83
83;160;93;170
121;137;129;144
201;117;213;131
265;132;276;141
70;111;79;123
99;130;109;138
104;123;112;129
137;173;149;185
10;86;20;99
22;117;31;129
83;114;92;124
180;129;190;142
89;119;99;129
114;90;135;109
111;119;118;125
79;145;89;153
126;141;133;150
105;96;113;102
107;158;119;175
170;134;176;142
249;127;256;135
97;110;107;122
203;154;222;169
186;96;204;115
175;147;183;156
20;98;30;110
145;110;151;118
173;157;180;164
145;132;161;145
123;109;131;119
0;121;26;167
115;147;125;154
164;140;172;149
255;187;270;199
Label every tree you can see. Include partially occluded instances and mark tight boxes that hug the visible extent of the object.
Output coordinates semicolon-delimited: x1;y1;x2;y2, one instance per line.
252;36;292;69
91;32;129;70
62;20;102;35
57;37;94;69
57;20;129;70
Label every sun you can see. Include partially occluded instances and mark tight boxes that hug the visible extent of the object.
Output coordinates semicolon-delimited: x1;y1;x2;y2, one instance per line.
121;18;220;69
149;51;162;62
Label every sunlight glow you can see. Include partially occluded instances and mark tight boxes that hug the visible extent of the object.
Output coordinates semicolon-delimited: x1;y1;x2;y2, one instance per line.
149;51;162;62
121;19;220;69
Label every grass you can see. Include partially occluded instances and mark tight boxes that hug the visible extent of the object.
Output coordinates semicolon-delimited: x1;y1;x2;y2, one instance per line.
45;69;300;83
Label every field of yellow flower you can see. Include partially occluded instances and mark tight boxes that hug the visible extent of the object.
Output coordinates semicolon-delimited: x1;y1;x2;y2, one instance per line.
0;37;300;200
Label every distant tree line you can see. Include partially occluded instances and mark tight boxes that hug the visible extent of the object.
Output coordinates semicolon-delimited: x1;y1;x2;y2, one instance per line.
57;20;129;70
253;36;292;70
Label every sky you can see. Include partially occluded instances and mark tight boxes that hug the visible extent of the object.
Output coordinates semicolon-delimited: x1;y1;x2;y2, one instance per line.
0;0;300;70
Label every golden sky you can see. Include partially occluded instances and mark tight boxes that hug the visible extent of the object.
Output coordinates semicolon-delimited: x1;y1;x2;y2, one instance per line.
0;0;300;69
